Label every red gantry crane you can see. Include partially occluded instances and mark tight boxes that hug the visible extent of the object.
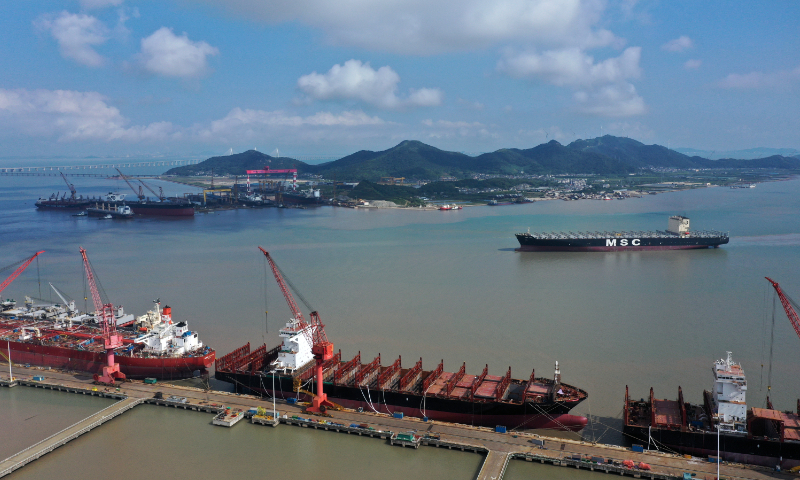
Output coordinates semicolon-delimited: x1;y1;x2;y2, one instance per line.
246;166;298;191
0;251;45;294
80;247;126;385
259;246;334;413
766;277;800;342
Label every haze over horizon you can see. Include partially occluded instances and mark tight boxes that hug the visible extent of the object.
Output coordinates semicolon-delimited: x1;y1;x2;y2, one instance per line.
1;1;798;159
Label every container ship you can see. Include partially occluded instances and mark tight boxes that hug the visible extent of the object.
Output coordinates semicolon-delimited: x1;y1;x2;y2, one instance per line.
516;216;729;252
623;352;800;469
0;298;214;379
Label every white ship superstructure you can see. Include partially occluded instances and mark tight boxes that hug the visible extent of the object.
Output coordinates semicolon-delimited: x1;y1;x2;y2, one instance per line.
712;351;747;433
134;302;204;356
270;317;314;373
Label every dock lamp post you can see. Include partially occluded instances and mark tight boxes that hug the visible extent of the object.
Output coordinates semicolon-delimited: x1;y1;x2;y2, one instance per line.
271;369;277;418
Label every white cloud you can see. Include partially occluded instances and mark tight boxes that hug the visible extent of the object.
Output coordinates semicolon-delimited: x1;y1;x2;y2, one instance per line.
662;35;693;52
684;59;702;70
499;46;641;86
0;88;390;147
573;84;646;116
200;0;619;55
35;11;109;67
297;60;442;109
136;27;219;78
718;66;800;89
0;88;175;141
195;108;385;142
79;0;124;9
498;47;645;117
420;119;495;139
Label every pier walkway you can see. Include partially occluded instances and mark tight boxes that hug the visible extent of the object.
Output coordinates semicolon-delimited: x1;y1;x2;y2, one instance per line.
477;451;511;480
2;366;797;480
0;397;144;478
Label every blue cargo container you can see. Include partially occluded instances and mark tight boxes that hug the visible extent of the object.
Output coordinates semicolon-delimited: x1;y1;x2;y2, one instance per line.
631;444;644;453
393;412;404;419
286;398;297;404
495;425;507;433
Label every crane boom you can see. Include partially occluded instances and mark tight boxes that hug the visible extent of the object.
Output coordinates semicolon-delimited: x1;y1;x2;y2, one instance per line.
765;277;800;341
258;246;334;413
79;247;125;384
115;168;145;200
0;251;45;294
138;179;164;201
60;172;76;200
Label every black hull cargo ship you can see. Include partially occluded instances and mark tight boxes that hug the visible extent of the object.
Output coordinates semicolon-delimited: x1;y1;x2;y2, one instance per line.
215;342;588;432
516;216;728;252
624;352;800;469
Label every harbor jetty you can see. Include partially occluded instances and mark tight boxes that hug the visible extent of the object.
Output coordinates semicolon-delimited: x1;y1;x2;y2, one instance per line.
1;366;794;480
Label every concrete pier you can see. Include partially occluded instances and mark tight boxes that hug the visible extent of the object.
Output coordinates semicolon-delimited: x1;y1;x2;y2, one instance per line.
0;397;144;478
477;451;511;480
2;366;796;480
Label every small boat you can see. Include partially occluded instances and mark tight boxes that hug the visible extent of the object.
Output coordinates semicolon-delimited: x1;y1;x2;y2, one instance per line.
439;204;452;211
72;211;88;217
99;214;113;220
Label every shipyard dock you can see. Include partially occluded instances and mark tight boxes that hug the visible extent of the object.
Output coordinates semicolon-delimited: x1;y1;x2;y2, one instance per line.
1;367;796;480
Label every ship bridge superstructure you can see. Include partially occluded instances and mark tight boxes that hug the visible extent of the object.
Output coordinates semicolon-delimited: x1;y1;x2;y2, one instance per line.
270;317;315;373
712;351;747;433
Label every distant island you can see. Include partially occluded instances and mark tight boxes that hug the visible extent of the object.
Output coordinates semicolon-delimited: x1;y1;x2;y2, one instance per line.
165;135;800;182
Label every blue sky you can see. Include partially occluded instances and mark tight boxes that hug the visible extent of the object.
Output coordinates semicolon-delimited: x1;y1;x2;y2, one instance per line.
1;0;798;159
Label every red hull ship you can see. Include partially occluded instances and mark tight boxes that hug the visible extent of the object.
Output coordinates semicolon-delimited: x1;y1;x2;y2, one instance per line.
1;299;214;380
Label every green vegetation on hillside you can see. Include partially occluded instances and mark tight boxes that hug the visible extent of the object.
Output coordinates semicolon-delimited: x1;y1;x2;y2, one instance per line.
165;136;800;182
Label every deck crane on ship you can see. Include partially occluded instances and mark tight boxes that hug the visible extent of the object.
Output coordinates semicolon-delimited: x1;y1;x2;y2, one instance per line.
259;246;335;414
80;247;126;385
765;277;800;343
0;251;45;295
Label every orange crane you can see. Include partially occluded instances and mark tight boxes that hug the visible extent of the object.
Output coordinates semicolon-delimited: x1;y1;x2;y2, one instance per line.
259;246;334;413
80;247;125;385
0;251;45;294
765;277;800;342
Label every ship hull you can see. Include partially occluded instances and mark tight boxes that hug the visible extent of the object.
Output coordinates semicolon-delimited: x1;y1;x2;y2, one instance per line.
35;200;92;210
128;203;195;216
623;424;800;468
6;340;214;380
216;370;588;431
516;235;729;252
281;194;320;205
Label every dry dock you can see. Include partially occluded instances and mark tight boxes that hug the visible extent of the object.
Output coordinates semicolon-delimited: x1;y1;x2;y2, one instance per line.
1;367;796;480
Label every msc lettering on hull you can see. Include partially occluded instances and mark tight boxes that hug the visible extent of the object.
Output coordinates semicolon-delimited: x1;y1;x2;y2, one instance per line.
605;239;641;247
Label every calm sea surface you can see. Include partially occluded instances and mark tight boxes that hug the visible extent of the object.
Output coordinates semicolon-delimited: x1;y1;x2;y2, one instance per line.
2;171;800;479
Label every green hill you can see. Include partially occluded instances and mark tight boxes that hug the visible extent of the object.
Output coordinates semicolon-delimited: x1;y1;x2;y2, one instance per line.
166;137;800;181
165;150;310;176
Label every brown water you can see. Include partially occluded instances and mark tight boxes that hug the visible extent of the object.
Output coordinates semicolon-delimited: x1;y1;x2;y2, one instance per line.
2;175;800;478
0;386;114;459
6;403;482;480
